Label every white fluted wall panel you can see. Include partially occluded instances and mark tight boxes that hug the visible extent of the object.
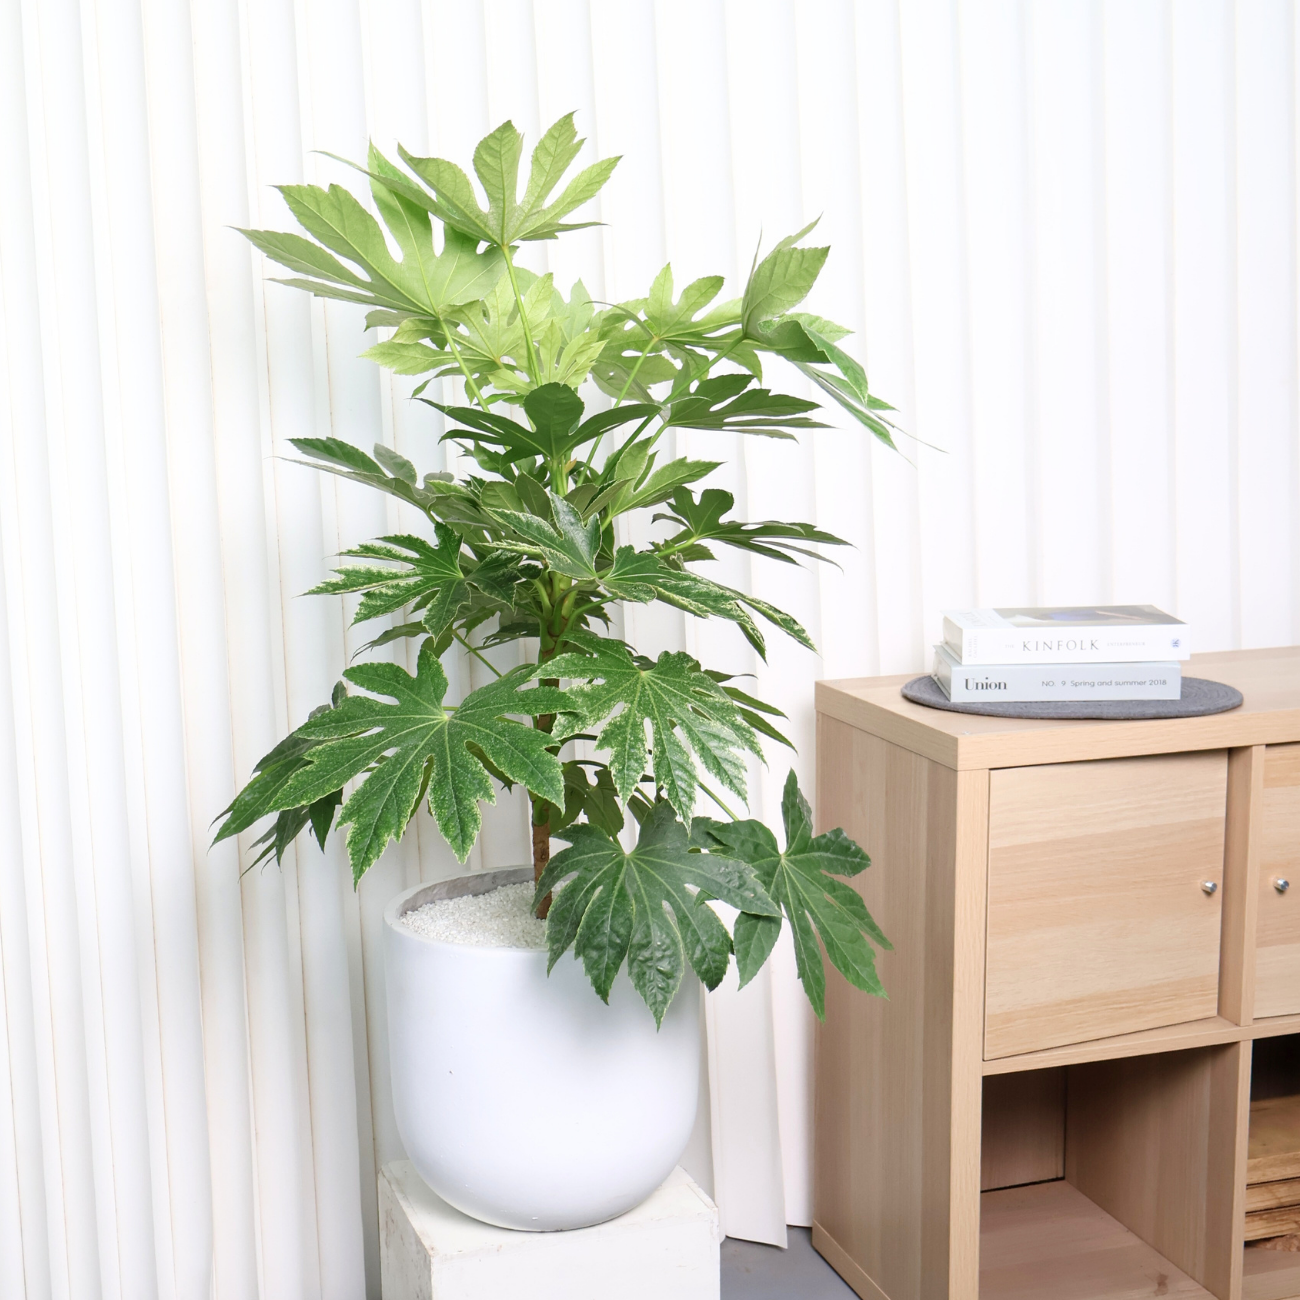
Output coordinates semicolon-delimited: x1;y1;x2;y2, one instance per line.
1;2;1298;1295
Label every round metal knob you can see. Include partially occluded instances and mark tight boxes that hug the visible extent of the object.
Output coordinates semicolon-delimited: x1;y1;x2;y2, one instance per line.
1201;881;1219;896
1276;878;1291;894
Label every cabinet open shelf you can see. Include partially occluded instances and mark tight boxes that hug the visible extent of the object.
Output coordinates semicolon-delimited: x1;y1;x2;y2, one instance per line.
1243;1249;1300;1300
977;1051;1241;1300
982;1180;1211;1300
1241;1038;1300;1300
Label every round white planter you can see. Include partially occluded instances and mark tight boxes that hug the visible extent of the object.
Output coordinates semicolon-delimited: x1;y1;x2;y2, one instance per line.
383;869;700;1231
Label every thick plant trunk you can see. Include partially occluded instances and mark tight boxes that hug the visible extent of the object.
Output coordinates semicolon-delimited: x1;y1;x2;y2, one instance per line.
532;663;560;920
532;812;552;919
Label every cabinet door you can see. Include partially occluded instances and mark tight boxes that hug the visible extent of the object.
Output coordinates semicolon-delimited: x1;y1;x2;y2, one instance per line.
985;752;1227;1059
1257;744;1300;1019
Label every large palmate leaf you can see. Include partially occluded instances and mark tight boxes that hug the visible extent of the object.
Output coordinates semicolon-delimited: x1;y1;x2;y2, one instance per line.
309;527;470;636
266;642;570;877
542;633;762;819
535;803;780;1024
400;114;619;247
692;770;890;1019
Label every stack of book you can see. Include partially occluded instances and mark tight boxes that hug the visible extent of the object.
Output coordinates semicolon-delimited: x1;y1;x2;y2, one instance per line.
933;605;1189;704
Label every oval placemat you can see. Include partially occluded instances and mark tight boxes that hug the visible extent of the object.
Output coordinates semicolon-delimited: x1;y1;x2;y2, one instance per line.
900;675;1243;720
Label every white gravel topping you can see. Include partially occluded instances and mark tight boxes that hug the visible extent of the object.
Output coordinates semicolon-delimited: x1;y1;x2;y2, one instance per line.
400;882;547;949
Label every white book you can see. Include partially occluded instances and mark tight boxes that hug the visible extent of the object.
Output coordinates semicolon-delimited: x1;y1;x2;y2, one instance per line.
932;644;1181;703
942;604;1189;665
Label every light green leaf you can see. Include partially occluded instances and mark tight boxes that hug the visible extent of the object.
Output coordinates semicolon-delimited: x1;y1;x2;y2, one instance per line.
742;226;830;335
372;445;417;484
473;120;524;243
396;147;496;242
521;113;584;214
519;157;619;239
361;340;450;375
239;228;367;287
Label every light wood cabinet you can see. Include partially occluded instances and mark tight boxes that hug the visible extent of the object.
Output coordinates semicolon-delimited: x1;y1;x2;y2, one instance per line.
813;647;1300;1300
986;753;1227;1057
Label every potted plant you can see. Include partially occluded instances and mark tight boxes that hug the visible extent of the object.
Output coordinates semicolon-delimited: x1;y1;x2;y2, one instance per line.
215;114;894;1232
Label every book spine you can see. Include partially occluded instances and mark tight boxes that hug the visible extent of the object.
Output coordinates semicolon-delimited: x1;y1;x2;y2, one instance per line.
938;661;1181;703
947;628;1189;665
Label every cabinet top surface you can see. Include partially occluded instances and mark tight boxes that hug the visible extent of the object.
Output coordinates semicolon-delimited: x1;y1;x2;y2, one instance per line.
816;645;1300;769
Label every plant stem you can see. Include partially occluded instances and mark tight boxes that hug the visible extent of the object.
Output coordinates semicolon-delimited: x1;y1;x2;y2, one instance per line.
452;629;502;678
698;780;740;820
502;244;541;385
433;310;490;412
531;580;582;917
578;341;659;483
531;654;561;917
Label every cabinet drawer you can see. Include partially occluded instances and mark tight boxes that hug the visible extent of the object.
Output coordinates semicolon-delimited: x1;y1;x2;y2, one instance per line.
984;752;1227;1059
1258;744;1300;1018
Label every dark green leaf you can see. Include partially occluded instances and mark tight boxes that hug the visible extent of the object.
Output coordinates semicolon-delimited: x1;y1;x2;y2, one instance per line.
542;632;762;820
308;528;470;635
536;804;779;1024
522;383;584;452
692;770;889;1018
664;374;826;439
490;491;601;579
266;643;570;877
656;487;847;565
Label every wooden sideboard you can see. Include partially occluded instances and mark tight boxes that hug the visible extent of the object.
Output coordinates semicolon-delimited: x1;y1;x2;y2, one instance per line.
813;646;1300;1300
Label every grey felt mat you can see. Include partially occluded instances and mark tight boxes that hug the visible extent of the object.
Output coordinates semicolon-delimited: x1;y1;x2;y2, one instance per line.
900;674;1243;720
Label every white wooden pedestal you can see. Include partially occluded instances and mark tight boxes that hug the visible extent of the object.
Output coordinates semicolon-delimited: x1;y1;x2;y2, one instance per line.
379;1161;722;1300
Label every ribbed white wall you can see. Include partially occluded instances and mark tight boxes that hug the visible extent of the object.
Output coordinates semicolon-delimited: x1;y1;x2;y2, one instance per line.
2;1;1298;1295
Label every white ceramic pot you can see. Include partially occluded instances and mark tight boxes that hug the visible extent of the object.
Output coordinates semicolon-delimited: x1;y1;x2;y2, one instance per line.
383;869;700;1231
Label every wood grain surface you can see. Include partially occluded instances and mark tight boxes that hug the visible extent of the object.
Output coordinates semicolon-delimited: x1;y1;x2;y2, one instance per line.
980;1180;1212;1299
1258;744;1300;1018
1250;1096;1300;1183
984;752;1227;1058
981;1070;1065;1192
1065;1044;1247;1298
813;718;987;1300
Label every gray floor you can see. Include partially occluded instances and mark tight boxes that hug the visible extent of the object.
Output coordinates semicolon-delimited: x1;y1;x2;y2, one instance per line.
721;1228;857;1299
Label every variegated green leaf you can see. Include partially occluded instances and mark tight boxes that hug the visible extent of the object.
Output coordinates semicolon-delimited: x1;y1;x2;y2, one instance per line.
536;803;779;1024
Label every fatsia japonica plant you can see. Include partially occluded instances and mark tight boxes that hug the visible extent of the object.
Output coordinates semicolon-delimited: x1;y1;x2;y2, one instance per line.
215;114;897;1025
